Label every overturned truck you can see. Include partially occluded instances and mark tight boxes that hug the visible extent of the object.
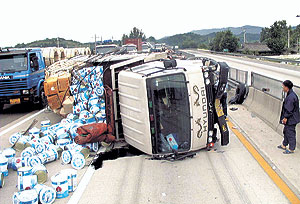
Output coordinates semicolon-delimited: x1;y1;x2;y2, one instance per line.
90;54;230;156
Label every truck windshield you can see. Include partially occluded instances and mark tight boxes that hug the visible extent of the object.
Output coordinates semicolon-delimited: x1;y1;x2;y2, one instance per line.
148;73;191;153
0;54;27;72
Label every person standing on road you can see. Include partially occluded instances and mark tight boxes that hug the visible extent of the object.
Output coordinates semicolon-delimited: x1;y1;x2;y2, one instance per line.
278;80;300;154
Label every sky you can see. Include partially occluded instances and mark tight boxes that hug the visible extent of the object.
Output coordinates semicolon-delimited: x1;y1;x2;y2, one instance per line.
1;0;300;47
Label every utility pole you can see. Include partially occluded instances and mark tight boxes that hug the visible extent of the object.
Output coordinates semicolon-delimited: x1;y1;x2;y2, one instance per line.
243;30;246;44
91;34;100;54
296;15;300;53
57;37;59;48
287;29;290;49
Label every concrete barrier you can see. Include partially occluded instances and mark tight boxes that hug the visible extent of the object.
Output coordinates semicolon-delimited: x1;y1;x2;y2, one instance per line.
243;87;300;146
243;87;254;108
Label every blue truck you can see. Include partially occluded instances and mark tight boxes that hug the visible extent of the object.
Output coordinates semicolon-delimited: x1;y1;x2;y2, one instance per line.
0;48;47;112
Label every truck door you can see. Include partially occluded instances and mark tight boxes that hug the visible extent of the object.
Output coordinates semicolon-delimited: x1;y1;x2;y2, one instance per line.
28;52;40;93
37;52;45;81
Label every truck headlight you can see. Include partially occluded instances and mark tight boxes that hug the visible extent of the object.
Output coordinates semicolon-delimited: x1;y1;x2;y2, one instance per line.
205;79;210;85
22;90;29;94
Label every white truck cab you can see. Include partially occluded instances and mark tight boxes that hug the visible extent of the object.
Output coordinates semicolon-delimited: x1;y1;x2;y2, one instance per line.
118;59;229;155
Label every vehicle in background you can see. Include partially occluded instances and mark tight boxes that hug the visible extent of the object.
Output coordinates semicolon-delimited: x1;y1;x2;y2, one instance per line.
96;44;119;54
0;48;46;111
155;44;166;52
124;38;142;51
122;44;137;53
142;43;151;52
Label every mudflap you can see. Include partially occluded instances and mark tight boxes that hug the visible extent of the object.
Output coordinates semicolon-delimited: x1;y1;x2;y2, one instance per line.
215;98;229;145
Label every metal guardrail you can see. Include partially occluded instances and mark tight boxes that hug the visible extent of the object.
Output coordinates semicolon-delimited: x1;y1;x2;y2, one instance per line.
208;50;300;66
251;72;300;109
251;72;284;100
229;67;248;84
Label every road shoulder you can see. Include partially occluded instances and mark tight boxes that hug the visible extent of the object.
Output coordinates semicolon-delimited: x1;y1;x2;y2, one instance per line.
228;104;300;199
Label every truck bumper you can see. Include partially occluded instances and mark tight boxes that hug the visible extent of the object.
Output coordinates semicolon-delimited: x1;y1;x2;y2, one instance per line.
0;95;35;104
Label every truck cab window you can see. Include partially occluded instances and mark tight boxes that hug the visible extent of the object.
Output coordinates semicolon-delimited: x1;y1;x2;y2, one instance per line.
148;73;191;153
29;53;39;71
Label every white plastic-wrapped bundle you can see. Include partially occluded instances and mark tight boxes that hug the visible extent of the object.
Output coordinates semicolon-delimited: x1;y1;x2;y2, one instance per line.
29;127;40;139
9;132;22;145
69;123;82;139
17;166;37;191
51;173;69;199
41;148;58;164
21;147;36;158
12;157;28;171
0;154;8;176
61;150;74;165
28;156;43;167
28;139;40;150
34;184;56;204
60;169;77;192
35;142;46;154
13;189;38;204
71;152;85;170
56;139;72;149
2;147;15;169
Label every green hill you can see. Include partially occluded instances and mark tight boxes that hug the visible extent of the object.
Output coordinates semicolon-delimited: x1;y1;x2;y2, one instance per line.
192;25;263;35
14;38;91;48
158;33;213;49
158;31;260;49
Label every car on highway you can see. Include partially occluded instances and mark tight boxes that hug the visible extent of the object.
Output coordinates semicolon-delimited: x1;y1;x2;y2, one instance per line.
96;44;119;54
122;44;137;53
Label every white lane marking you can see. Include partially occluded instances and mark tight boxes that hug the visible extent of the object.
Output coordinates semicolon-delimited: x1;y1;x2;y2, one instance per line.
68;165;95;204
0;108;45;137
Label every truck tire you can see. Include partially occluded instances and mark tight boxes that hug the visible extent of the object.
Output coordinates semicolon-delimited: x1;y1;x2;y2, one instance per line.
229;84;247;104
38;85;47;108
236;84;247;104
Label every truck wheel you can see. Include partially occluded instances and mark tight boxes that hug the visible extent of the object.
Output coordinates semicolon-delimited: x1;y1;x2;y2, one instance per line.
39;86;47;108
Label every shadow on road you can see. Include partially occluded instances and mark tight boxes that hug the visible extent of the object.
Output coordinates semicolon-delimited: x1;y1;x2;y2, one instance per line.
2;103;40;114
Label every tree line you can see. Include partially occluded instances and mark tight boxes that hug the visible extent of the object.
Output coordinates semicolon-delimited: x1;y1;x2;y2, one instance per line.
261;20;300;54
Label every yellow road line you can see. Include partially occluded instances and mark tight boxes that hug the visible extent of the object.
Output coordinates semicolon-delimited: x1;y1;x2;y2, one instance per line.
227;120;300;204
